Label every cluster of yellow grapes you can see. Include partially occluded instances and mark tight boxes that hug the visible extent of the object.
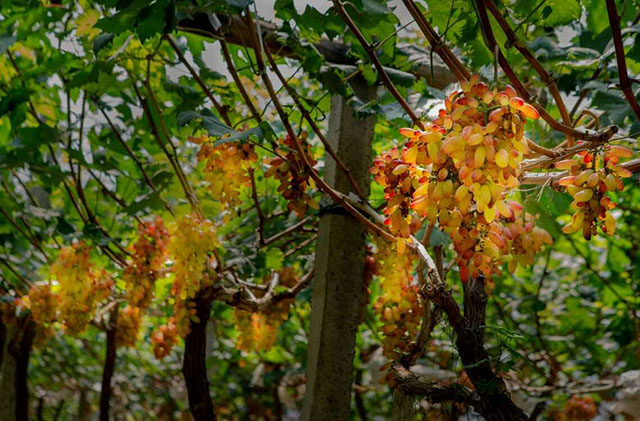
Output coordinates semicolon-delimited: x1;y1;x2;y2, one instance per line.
124;217;169;309
168;214;220;337
190;136;258;211
557;144;632;239
371;239;423;359
234;300;292;352
151;317;179;359
18;284;58;347
115;305;142;348
265;133;318;218
372;75;551;282
233;268;299;352
50;243;113;335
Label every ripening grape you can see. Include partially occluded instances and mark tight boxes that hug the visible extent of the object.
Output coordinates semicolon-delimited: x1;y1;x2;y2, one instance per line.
557;144;632;239
17;284;59;347
123;217;169;309
233;300;292;352
168;214;220;337
550;395;598;420
372;74;550;284
50;242;114;336
371;238;423;359
115;305;142;348
265;132;318;218
152;317;179;359
190;135;258;212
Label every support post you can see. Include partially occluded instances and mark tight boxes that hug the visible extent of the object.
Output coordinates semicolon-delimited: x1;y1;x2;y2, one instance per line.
302;80;377;420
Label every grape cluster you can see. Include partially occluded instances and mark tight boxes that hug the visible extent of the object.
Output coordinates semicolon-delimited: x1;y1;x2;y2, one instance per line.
151;317;179;359
233;299;292;352
551;395;597;420
265;132;318;218
372;75;551;283
50;243;113;335
25;284;58;347
168;214;219;337
124;216;169;309
557;144;632;239
115;305;142;348
190;136;258;212
371;238;423;359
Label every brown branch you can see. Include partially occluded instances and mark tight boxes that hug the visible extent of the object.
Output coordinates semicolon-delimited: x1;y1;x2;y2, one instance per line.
391;362;479;405
606;0;640;122
474;0;616;144
178;12;457;90
131;82;202;218
247;168;266;246
263;47;366;198
332;0;424;129
485;0;574;145
92;99;174;217
165;35;232;126
243;7;398;244
219;40;262;122
401;0;471;82
521;156;640;186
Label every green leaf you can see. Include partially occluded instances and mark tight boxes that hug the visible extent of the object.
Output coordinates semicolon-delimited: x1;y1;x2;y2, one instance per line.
542;0;581;26
0;34;16;54
265;248;284;271
92;33;115;54
225;0;253;7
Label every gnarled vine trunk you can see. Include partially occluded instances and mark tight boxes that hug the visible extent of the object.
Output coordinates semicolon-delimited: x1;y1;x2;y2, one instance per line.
183;296;216;421
100;308;118;421
1;317;35;421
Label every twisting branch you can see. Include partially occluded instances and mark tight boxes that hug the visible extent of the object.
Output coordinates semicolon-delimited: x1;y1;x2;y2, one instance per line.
391;362;480;405
247;168;266;246
332;0;424;129
164;35;232;126
606;0;640;122
131;82;203;218
485;0;574;146
243;7;398;244
401;0;471;82
219;40;263;123
92;98;175;217
474;0;617;144
263;47;366;198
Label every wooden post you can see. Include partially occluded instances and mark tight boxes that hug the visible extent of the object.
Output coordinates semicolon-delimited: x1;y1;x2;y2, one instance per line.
302;80;376;420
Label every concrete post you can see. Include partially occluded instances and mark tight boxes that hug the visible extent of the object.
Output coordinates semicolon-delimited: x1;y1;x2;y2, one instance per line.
302;81;376;420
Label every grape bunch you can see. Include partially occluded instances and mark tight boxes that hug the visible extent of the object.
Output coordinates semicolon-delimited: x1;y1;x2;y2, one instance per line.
551;395;598;420
151;317;179;359
265;132;318;218
371;238;423;359
190;135;258;212
557;144;632;239
372;75;551;283
19;284;59;347
124;216;169;309
233;299;292;352
115;305;142;348
168;214;220;337
50;243;114;335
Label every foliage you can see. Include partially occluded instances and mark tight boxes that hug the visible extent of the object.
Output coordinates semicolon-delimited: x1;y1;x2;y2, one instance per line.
0;0;639;419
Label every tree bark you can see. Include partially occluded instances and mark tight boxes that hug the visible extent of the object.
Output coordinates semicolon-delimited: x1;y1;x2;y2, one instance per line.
0;319;17;421
100;308;118;421
183;296;216;421
13;318;35;421
302;79;376;420
424;279;528;421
